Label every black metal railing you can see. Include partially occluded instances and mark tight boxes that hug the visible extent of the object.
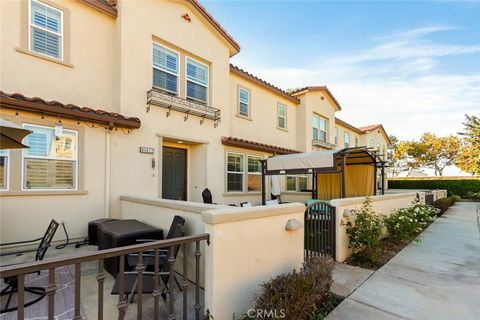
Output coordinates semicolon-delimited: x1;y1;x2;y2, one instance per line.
147;88;221;126
0;234;210;320
304;202;336;259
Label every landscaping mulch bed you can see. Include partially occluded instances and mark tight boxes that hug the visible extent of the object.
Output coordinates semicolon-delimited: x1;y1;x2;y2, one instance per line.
309;294;343;320
344;239;410;270
345;220;437;270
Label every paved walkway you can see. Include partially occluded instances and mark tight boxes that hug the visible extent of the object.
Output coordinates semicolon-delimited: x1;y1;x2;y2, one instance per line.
327;202;480;320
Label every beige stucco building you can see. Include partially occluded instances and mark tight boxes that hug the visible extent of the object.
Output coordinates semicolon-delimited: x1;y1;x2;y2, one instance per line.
0;0;390;242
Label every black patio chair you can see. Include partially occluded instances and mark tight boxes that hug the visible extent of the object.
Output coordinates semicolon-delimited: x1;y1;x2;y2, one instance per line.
202;188;213;204
0;219;59;313
111;216;185;304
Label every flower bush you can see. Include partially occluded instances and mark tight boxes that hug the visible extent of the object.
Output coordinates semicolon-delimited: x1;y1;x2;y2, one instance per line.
343;198;383;265
251;256;334;320
384;202;439;243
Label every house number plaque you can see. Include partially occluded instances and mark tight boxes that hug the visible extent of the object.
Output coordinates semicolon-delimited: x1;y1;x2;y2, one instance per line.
139;147;154;154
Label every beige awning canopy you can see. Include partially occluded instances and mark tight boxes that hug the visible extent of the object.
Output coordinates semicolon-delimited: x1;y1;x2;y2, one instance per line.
265;147;376;174
261;147;385;203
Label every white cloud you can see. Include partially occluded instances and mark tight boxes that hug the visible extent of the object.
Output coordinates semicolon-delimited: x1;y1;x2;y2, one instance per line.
234;25;480;140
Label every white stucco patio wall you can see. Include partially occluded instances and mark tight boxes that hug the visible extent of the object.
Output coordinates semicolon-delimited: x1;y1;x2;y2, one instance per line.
120;197;305;319
202;203;305;319
330;193;417;262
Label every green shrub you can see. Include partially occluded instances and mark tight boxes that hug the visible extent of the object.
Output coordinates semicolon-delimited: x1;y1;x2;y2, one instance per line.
434;196;458;215
388;178;480;197
465;191;480;201
252;256;334;320
343;198;383;265
384;203;438;243
451;195;461;203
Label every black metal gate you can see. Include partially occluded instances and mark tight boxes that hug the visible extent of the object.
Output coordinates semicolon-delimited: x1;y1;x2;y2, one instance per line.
304;202;336;259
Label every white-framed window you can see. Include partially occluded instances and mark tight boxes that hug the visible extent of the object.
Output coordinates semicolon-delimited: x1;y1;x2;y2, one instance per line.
344;132;350;148
238;87;250;117
247;156;262;192
226;152;244;192
186;57;209;103
277;103;287;129
313;114;328;142
334;127;338;145
286;175;308;192
29;0;63;60
22;123;78;190
0;150;9;190
370;139;375;148
226;153;263;193
152;42;179;94
355;136;359;147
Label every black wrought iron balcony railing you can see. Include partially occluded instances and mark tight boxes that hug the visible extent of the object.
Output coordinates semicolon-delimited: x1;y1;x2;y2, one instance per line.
147;88;221;127
312;139;337;150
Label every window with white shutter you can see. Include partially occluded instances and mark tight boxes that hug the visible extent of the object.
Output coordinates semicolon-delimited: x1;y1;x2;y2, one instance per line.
152;43;179;94
186;58;209;103
23;124;77;190
29;0;63;59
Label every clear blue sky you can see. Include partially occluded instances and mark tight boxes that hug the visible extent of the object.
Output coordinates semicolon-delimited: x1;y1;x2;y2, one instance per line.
202;0;480;141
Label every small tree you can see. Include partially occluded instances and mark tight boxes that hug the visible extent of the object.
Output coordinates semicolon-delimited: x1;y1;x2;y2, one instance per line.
416;133;461;176
456;114;480;175
387;135;422;177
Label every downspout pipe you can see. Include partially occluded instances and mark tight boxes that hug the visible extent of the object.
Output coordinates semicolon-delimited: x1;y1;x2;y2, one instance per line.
104;130;111;218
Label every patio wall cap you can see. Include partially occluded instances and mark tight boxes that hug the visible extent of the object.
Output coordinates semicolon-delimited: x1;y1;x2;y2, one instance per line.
120;195;228;213
329;192;417;207
202;202;305;224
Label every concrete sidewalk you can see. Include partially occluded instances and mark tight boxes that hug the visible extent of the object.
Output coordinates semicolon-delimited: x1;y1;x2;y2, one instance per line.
327;202;480;320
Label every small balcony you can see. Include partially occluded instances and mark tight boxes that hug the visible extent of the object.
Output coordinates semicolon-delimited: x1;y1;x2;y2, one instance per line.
147;88;221;126
312;139;337;150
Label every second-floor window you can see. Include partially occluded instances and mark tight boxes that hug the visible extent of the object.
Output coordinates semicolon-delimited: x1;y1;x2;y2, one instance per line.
313;114;327;142
344;132;350;148
186;58;209;103
238;87;250;117
153;43;179;94
29;0;63;60
355;136;359;147
334;127;338;145
277;103;287;129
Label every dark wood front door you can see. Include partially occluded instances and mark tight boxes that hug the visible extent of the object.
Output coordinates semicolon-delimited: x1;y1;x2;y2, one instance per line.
162;147;187;200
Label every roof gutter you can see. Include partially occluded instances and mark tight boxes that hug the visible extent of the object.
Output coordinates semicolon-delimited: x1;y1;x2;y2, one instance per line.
0;93;140;129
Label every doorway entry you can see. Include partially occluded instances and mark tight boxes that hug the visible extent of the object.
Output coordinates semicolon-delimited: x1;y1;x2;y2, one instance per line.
162;147;187;200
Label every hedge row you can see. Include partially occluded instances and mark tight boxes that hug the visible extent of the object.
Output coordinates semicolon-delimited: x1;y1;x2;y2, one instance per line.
388;178;480;197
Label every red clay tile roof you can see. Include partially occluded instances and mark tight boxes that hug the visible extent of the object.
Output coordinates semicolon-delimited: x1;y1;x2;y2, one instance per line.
358;124;382;132
79;0;117;17
0;91;141;129
221;136;300;155
290;86;342;111
187;0;240;55
335;119;391;144
79;0;240;55
359;124;391;144
335;118;363;134
230;65;300;104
